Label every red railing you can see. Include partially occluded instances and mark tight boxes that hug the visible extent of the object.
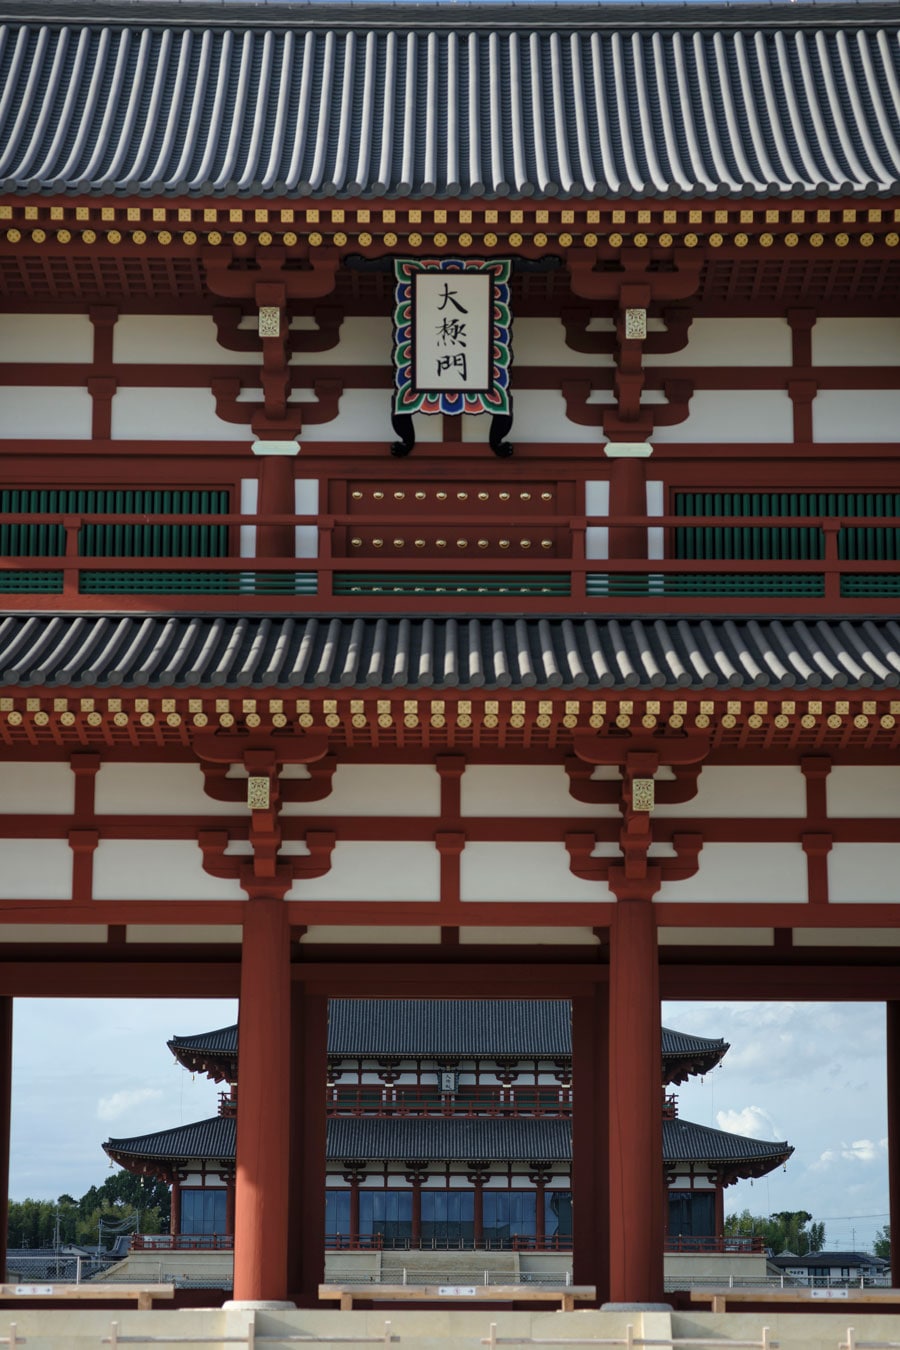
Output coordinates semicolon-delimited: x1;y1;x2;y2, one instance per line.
327;1084;572;1117
130;1234;233;1251
325;1233;573;1252
665;1235;765;1254
1;508;898;614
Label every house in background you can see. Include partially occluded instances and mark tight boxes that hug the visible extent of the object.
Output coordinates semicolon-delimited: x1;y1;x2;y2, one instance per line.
101;1002;791;1286
769;1251;891;1288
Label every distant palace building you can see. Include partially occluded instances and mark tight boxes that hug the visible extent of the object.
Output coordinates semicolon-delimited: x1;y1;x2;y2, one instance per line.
103;1003;791;1256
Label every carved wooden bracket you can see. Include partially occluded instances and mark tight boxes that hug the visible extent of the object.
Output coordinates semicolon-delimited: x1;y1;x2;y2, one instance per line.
566;756;702;807
198;826;335;901
211;375;343;438
566;248;702;304
201;755;337;805
566;828;703;901
212;303;343;355
561;304;693;357
202;247;340;304
560;375;693;438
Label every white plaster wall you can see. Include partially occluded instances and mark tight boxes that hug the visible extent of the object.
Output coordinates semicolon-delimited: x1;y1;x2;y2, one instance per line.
645;318;791;367
92;841;248;900
301;391;442;443
827;766;900;817
95;763;240;816
288;841;440;901
657;927;774;946
812;318;900;367
285;763;440;817
793;927;900;946
0;924;106;943
513;318;612;368
829;845;900;902
460;841;612;902
0;762;74;814
302;925;442;944
814;390;900;442
291;316;391;367
0;387;92;438
0;313;95;363
653;766;805;818
651;391;793;443
654;843;806;903
462;390;605;445
460;765;617;818
459;926;599;945
113;315;256;365
0;840;71;899
111;387;252;440
125;925;242;943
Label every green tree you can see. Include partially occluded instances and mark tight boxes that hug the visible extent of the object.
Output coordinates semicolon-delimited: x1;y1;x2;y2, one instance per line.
8;1171;170;1250
725;1208;826;1255
873;1225;891;1261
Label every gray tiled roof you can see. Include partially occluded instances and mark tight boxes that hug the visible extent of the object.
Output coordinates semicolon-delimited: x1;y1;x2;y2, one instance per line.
329;1001;571;1058
104;1113;790;1167
2;615;900;691
661;1029;727;1063
169;1025;238;1057
2;3;899;199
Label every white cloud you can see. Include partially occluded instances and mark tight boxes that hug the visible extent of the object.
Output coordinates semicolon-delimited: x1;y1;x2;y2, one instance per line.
814;1139;886;1168
96;1088;164;1122
716;1105;781;1140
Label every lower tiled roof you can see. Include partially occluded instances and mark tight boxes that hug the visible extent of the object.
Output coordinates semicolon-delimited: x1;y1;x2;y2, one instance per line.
2;615;900;691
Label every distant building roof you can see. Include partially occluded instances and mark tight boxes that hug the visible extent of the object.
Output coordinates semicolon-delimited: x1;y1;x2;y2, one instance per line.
2;615;900;692
104;1112;790;1175
769;1250;890;1269
2;2;899;200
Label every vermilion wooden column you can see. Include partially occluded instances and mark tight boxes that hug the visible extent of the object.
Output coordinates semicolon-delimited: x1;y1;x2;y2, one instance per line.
607;453;648;560
608;900;663;1302
0;999;12;1282
170;1178;181;1238
572;987;609;1298
255;448;297;560
233;898;292;1302
887;1002;900;1281
288;988;329;1305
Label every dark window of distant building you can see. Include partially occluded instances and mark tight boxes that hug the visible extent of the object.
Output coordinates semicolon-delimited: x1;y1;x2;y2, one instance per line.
325;1190;351;1240
180;1188;227;1236
667;1191;715;1240
483;1192;537;1247
421;1191;475;1246
359;1191;413;1246
545;1190;573;1242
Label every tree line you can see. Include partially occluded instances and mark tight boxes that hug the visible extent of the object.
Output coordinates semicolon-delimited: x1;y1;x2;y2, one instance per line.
7;1172;170;1249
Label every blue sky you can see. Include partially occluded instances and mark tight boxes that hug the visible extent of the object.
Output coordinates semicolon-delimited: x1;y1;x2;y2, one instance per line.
9;997;889;1254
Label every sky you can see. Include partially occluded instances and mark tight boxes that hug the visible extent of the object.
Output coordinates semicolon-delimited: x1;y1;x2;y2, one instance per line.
9;997;890;1255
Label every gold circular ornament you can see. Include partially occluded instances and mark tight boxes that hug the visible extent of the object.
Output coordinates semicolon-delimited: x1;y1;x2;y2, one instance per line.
86;711;103;726
377;714;393;729
139;712;155;727
298;713;314;728
32;228;46;244
589;715;604;729
231;231;246;245
559;232;573;247
182;230;197;245
272;713;288;728
60;711;76;727
457;714;472;729
508;232;524;247
82;229;96;244
326;713;341;729
668;713;683;728
810;233;824;247
106;229;121;244
860;232;874;247
352;714;367;729
642;714;657;729
533;232;548;247
615;713;631;729
309;231;324;246
6;228;21;243
6;711;22;727
166;712;182;727
483;714;499;729
408;232;422;247
193;713;209;728
748;713;764;729
358;232;373;246
683;232;698;247
827;713;843;729
774;713;789;729
245;712;262;728
562;714;578;729
456;232;472;247
433;232;448;247
886;232;899;247
735;232;749;247
484;232;498;247
759;232;773;247
784;232;799;247
583;232;598;247
258;231;273;246
57;229;71;243
609;232;624;248
383;232;398;247
283;231;298;246
404;714;419;729
219;712;235;728
659;232;674;247
158;230;172;245
695;713;710;729
633;232;649;247
722;713;737;729
536;714;552;729
835;232;849;247
854;714;869;729
114;712;129;727
207;231;222;245
33;711;49;726
801;714;816;729
510;714;525;729
431;715;446;729
881;714;896;729
133;229;147;244
333;231;348;246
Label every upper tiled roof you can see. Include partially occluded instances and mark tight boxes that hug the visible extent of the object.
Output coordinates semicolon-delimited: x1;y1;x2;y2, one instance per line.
169;1025;238;1058
663;1117;792;1166
329;1000;571;1058
1;2;899;199
2;615;900;691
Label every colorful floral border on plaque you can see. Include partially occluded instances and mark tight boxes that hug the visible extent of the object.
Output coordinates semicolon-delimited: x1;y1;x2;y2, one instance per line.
393;258;512;417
